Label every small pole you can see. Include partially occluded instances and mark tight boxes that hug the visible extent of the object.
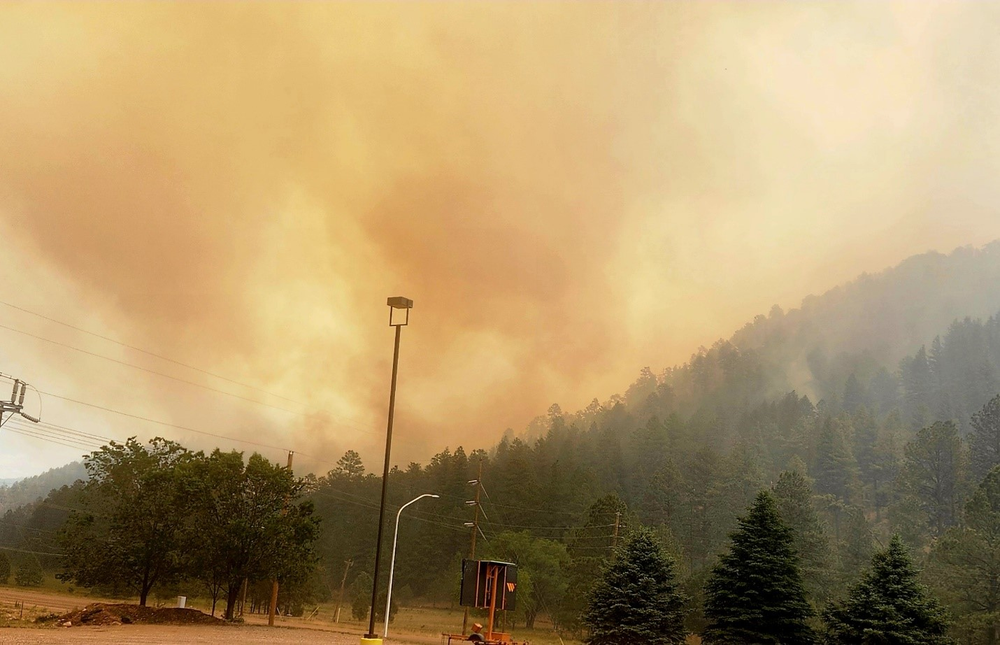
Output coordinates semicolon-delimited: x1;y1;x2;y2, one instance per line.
268;451;294;626
463;459;483;635
612;511;621;549
335;559;352;623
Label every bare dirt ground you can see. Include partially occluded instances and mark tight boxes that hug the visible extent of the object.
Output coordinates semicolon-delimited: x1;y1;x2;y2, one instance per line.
0;624;367;644
0;587;444;644
0;588;99;615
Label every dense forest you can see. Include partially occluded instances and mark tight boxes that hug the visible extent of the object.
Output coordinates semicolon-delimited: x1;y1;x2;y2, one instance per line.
5;242;1000;641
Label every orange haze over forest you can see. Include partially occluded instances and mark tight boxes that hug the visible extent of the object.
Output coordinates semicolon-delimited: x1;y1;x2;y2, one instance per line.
0;2;998;478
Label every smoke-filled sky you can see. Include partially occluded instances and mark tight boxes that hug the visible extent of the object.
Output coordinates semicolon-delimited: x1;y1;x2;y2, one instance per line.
0;2;998;478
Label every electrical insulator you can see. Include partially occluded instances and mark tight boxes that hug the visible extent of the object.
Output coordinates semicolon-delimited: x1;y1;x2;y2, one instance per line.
17;383;26;405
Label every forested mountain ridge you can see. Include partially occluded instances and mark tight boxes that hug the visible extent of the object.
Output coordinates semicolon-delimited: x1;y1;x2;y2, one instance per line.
0;461;86;514
532;241;1000;443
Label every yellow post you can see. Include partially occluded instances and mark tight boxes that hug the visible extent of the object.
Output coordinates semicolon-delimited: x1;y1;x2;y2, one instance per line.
486;563;499;640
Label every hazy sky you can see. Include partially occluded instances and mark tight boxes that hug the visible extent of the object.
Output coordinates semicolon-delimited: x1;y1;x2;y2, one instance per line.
0;2;997;478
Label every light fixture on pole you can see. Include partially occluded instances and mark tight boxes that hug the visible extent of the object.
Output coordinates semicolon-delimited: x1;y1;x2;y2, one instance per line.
363;296;413;645
383;493;439;638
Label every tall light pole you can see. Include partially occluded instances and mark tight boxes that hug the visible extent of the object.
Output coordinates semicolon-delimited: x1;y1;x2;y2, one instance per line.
363;296;413;645
384;493;438;638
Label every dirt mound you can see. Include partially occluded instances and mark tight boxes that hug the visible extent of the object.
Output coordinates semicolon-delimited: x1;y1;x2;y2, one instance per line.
57;603;225;627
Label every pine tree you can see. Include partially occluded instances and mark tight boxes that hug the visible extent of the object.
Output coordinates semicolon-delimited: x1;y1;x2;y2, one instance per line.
931;465;1000;644
584;528;687;645
824;535;951;644
773;470;833;603
837;505;874;586
814;418;854;502
971;395;1000;482
899;421;964;537
843;373;868;415
703;490;816;644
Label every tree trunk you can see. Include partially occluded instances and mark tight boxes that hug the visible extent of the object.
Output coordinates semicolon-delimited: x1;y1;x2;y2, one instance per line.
139;561;152;607
225;587;239;620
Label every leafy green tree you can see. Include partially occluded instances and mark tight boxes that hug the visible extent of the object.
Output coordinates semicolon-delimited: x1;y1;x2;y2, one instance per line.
824;535;951;644
931;466;1000;644
58;438;192;606
773;470;833;604
0;551;9;584
15;559;43;587
703;490;815;644
183;449;319;620
351;571;373;621
971;395;1000;482
485;531;569;629
899;421;964;537
584;528;687;645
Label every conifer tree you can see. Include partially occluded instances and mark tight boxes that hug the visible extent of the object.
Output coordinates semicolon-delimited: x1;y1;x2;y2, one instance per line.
931;465;1000;643
584;528;687;645
773;470;833;603
899;421;964;537
703;490;816;644
814;419;854;502
971;395;1000;481
824;535;951;644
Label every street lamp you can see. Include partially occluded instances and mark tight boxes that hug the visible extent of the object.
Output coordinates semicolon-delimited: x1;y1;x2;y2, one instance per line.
384;493;439;638
363;296;414;645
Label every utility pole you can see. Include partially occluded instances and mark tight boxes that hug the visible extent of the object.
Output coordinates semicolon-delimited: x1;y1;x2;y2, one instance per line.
0;376;40;426
365;296;412;644
462;458;483;636
268;450;294;627
612;511;621;549
335;559;353;623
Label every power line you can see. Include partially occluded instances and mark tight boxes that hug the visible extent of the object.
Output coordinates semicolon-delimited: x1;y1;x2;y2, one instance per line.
7;417;111;447
4;424;99;451
0;304;398;444
32;419;115;444
0;299;300;405
0;545;64;557
37;390;302;455
0;322;305;417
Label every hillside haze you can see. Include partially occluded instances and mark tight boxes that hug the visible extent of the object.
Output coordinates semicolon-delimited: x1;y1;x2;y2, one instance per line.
519;241;1000;441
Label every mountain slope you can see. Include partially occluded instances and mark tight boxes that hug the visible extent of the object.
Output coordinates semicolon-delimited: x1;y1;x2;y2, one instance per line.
0;461;87;514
